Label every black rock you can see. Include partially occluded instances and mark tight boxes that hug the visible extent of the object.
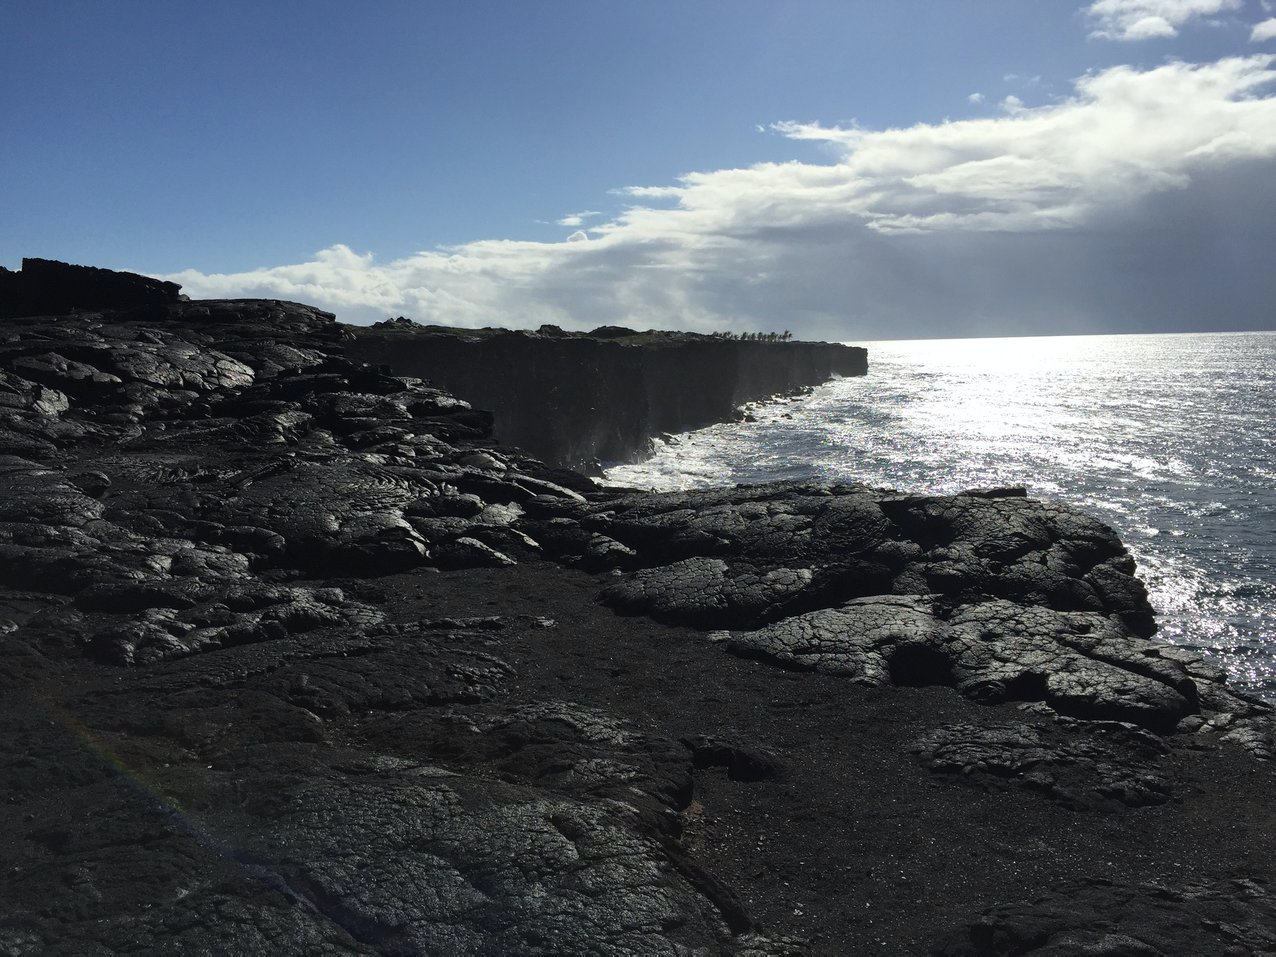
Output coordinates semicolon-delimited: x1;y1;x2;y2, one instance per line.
2;265;1275;954
1;257;182;318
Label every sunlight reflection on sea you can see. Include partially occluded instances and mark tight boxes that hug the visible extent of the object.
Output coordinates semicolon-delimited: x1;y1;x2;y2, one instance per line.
605;331;1276;700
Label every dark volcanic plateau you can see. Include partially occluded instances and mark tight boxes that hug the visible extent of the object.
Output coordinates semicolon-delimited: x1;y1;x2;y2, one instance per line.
346;319;866;472
2;261;1275;955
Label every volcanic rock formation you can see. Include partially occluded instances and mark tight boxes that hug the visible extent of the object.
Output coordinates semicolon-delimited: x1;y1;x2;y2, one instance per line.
348;322;867;470
2;264;1275;953
0;257;182;319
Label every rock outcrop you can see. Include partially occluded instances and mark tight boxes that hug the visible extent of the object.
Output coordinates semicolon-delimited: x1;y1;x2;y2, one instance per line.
347;324;867;471
0;257;182;318
3;265;1275;954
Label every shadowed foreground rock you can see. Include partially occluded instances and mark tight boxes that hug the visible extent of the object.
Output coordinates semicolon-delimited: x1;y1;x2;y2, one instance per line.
0;257;182;319
2;277;1275;954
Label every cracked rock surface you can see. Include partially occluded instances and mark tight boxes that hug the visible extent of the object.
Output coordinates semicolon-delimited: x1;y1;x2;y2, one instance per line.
934;877;1276;955
3;269;1275;954
911;718;1173;809
591;485;1271;744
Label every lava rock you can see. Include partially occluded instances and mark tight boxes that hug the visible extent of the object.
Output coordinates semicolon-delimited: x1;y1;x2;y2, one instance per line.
0;257;182;318
934;877;1276;955
911;720;1171;808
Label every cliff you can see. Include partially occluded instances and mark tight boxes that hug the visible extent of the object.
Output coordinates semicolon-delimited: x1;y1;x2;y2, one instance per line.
347;323;867;471
4;263;1276;953
0;257;182;318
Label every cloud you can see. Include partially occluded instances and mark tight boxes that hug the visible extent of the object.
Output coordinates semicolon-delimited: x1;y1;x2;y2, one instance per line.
1000;94;1026;113
1253;17;1276;41
1085;0;1242;40
968;92;985;104
161;56;1276;340
556;209;601;227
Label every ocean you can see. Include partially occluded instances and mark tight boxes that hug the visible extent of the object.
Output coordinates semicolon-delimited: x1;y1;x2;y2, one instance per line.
605;331;1276;701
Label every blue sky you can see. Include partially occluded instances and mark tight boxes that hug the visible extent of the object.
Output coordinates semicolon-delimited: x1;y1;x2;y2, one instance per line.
4;0;1276;338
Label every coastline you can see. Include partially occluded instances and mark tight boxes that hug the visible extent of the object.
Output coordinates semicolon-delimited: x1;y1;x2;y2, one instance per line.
607;331;1276;704
2;262;1275;953
346;320;867;472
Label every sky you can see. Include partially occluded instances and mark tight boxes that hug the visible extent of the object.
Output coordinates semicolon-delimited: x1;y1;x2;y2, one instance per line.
3;0;1276;339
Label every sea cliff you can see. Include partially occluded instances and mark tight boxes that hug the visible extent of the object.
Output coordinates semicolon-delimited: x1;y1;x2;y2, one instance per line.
3;260;1276;954
347;322;867;471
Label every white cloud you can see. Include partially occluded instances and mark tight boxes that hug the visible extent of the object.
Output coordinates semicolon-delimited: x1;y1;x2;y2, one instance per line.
968;92;985;104
1085;0;1242;40
162;56;1276;339
1253;17;1276;40
557;209;601;227
1000;94;1026;113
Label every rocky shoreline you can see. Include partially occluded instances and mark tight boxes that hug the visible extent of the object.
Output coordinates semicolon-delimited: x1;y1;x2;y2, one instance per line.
347;321;866;472
2;262;1275;954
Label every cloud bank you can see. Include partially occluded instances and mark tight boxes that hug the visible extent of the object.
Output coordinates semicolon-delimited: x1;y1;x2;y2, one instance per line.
165;56;1276;340
1085;0;1242;40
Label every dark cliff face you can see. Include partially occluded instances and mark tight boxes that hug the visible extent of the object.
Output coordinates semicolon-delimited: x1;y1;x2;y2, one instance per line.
347;327;868;470
0;258;182;318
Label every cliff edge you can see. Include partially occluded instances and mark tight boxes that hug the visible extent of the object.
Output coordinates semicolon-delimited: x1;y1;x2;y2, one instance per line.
347;322;867;471
0;257;183;318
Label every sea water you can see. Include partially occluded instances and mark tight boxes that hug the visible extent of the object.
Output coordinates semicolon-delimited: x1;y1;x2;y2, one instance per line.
605;332;1276;701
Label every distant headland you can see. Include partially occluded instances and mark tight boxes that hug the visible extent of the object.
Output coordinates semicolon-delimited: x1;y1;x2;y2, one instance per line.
348;317;867;472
